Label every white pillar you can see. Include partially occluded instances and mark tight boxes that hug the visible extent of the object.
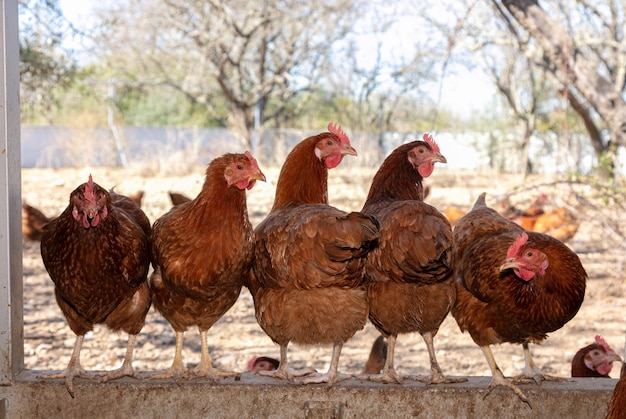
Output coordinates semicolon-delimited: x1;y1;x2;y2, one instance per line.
0;0;24;383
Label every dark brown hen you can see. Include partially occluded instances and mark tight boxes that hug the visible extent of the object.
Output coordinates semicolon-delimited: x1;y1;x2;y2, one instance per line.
360;134;459;384
40;175;151;397
249;123;380;385
149;152;265;380
452;193;587;404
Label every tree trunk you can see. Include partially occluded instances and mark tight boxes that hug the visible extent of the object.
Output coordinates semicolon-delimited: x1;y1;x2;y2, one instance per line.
501;0;626;151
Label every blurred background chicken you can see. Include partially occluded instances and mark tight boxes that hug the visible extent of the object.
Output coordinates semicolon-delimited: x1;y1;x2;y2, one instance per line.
22;202;51;241
442;191;580;243
571;335;622;378
168;191;192;207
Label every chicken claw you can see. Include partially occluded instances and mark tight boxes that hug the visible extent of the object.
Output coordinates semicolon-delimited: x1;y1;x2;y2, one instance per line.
98;334;141;383
39;367;97;398
301;372;351;385
409;371;468;385
513;342;564;386
38;335;97;398
483;370;531;407
259;366;317;381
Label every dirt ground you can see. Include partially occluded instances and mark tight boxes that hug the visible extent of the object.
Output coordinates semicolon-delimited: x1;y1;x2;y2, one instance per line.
19;163;626;380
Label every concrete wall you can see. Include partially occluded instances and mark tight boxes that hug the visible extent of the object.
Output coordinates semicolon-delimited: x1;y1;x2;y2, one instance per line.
0;371;616;418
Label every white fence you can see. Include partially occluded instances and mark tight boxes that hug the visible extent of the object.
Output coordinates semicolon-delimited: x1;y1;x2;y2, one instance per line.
20;125;623;174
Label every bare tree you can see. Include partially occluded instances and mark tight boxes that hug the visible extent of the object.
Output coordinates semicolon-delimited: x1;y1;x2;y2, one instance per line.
96;0;361;150
495;0;626;172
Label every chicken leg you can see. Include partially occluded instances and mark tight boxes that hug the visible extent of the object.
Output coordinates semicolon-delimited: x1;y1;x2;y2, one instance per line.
481;345;530;406
189;329;240;381
258;343;316;381
150;331;186;379
358;334;403;383
99;334;140;382
38;335;97;398
513;342;563;385
302;342;351;385
410;331;466;384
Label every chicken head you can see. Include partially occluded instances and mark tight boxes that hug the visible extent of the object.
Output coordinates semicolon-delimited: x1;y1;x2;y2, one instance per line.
499;232;549;281
224;151;267;190
408;133;447;178
315;122;357;169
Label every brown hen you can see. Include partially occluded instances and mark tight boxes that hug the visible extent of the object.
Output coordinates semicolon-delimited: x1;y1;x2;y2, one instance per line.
149;152;265;380
248;123;380;385
360;134;460;384
40;175;152;397
571;335;622;378
452;193;587;404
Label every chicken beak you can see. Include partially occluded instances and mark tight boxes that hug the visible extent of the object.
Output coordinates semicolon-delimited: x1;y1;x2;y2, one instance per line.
499;259;518;272
251;171;267;183
432;152;447;164
342;144;358;157
609;351;623;364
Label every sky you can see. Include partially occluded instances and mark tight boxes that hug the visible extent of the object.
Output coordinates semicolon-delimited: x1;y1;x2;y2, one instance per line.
57;0;496;119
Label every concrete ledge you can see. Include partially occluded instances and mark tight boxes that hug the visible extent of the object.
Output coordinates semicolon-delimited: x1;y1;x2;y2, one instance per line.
0;371;616;418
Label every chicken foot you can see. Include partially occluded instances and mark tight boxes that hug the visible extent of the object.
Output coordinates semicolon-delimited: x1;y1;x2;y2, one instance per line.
302;342;351;385
38;335;97;398
98;334;140;382
513;342;563;385
258;343;317;381
356;334;403;383
189;329;240;381
149;331;187;380
409;332;467;384
481;345;531;407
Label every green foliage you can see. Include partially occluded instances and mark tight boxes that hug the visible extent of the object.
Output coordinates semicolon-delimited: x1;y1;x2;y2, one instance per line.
19;0;77;123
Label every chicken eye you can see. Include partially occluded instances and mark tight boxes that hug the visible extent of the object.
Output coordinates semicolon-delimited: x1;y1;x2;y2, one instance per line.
327;140;334;146
418;148;424;153
237;164;243;170
526;251;533;257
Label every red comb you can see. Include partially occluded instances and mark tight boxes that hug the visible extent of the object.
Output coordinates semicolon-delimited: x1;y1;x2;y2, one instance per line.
423;133;440;153
595;335;615;353
244;151;261;170
507;232;528;259
85;174;95;201
327;122;350;145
